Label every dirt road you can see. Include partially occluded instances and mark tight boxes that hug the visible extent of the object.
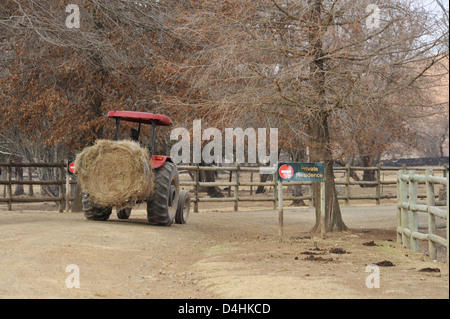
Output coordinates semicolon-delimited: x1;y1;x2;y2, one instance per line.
0;204;448;299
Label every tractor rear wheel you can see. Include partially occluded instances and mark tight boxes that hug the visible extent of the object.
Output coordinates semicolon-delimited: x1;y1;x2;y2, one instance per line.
147;162;179;226
82;194;112;221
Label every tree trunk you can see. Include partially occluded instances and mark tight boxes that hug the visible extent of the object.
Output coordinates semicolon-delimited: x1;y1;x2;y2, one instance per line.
256;173;272;194
199;161;224;198
27;168;34;196
309;113;349;232
289;185;306;206
13;156;24;196
200;169;224;198
308;0;348;232
361;155;376;187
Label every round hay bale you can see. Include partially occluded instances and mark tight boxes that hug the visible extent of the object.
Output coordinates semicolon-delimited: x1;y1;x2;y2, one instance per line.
75;139;153;208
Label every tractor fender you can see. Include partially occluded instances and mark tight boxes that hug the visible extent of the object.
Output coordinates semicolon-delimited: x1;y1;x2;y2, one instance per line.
151;155;173;169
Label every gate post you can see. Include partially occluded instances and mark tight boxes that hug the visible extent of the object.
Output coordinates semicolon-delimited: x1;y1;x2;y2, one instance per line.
409;170;419;252
277;180;283;239
425;170;437;260
6;158;12;211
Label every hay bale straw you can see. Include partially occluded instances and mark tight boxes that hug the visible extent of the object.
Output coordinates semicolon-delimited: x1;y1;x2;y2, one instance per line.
75;139;153;207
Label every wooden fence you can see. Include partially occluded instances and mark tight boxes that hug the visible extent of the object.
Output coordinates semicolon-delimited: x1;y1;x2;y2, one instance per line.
0;160;77;212
1;161;448;213
178;164;448;213
396;169;449;263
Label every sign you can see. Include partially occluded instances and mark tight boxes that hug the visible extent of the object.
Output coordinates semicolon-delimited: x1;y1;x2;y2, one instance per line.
277;162;325;182
68;161;76;175
278;164;294;179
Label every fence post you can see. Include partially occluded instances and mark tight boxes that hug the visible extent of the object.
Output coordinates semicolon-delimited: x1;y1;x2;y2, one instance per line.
228;170;232;197
58;161;64;213
194;164;199;213
272;171;277;210
409;170;419;253
376;164;381;205
66;171;70;213
425;170;437;261
234;164;240;212
397;170;402;244
398;169;409;247
6;158;12;211
250;172;253;195
345;164;350;206
446;172;450;265
277;180;283;239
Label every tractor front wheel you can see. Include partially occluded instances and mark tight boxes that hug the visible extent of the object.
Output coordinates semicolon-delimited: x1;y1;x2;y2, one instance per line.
82;194;112;221
175;190;190;224
117;207;132;219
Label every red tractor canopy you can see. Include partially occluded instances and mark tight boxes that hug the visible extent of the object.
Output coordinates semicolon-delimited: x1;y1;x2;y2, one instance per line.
107;111;173;166
107;111;173;126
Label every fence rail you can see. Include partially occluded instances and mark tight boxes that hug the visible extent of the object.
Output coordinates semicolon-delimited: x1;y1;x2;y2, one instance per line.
1;161;448;213
396;169;449;263
178;164;448;213
0;160;77;212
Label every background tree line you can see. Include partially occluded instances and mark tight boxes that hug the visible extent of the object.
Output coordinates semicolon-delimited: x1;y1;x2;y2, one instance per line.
1;0;448;231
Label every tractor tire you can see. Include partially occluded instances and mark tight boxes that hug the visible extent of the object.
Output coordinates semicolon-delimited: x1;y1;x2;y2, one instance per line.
147;161;179;226
117;207;132;219
175;190;190;224
82;193;112;221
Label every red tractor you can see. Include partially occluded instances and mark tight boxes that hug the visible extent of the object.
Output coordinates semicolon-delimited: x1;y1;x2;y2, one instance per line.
81;111;190;226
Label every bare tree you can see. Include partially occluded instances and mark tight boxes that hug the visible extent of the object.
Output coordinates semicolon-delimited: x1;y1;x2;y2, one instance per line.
172;0;448;232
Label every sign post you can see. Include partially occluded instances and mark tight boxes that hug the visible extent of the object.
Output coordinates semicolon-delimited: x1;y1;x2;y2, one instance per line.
277;162;326;238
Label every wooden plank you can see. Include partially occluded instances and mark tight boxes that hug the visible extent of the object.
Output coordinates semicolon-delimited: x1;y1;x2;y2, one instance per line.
58;161;64;212
409;170;419;252
447;172;449;264
6;158;12;211
0;197;63;203
194;165;199;213
428;205;447;219
426;170;437;261
0;162;64;168
239;182;275;187
0;180;64;185
429;234;447;247
345;164;350;206
278;180;283;239
234;165;240;212
198;197;235;202
411;231;428;241
397;170;403;244
427;175;447;185
238;197;276;202
376;165;381;205
198;182;235;187
399;169;410;248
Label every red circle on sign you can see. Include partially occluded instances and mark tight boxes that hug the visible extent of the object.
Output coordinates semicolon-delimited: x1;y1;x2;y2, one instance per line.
68;162;76;174
279;164;294;179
